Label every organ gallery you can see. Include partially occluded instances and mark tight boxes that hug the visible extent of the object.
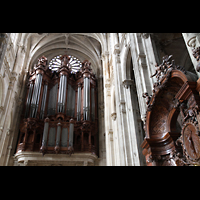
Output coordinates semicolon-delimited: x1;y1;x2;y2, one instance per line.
16;55;98;156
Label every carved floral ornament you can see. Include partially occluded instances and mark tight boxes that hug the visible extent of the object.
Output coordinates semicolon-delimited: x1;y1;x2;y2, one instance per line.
141;54;200;166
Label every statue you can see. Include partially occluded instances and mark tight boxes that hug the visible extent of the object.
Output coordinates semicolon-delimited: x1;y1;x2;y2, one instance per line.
37;56;47;67
150;55;173;83
142;92;152;106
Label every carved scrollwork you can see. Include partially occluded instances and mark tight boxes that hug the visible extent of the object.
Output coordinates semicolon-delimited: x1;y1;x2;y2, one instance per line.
175;101;200;165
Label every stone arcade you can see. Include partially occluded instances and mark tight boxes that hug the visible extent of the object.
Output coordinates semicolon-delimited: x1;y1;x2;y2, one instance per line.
0;33;200;166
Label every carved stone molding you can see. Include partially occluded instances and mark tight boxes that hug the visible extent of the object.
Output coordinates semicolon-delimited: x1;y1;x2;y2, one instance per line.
108;129;113;141
187;36;197;48
119;100;126;114
111;112;117;121
122;79;134;89
192;47;200;72
140;33;150;39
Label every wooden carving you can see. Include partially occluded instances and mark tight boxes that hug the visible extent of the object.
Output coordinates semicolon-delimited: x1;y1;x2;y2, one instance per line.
141;54;200;166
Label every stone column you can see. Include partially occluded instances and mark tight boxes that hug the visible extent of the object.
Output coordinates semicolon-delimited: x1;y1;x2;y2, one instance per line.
112;33;127;165
182;33;200;77
102;50;114;165
129;33;147;123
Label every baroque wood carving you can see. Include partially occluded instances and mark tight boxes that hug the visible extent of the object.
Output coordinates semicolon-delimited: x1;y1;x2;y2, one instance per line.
141;55;200;166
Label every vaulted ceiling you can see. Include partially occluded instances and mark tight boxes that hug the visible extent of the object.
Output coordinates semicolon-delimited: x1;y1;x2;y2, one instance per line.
22;33;106;76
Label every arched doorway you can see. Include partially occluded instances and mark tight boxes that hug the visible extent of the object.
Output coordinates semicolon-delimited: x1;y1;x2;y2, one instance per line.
141;55;200;166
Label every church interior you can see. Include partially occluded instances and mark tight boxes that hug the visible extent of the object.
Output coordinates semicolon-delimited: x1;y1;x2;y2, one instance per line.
0;33;200;166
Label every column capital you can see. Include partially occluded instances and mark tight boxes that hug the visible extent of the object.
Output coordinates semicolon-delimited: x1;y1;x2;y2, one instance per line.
122;79;134;89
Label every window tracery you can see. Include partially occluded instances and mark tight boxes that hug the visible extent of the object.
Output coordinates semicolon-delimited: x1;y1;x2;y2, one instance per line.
49;55;82;74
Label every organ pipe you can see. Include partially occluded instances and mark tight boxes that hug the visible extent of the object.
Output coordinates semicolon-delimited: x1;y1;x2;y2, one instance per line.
58;75;67;113
25;83;33;118
40;117;50;154
69;119;74;147
84;77;90;120
83;78;86;120
77;85;81;121
30;73;43;118
91;87;95;121
40;84;48;119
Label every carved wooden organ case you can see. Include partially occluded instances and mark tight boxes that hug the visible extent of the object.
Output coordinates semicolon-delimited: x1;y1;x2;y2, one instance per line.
141;55;200;166
16;55;98;156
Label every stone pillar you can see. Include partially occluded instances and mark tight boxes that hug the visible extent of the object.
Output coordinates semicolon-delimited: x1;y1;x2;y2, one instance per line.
102;50;114;165
182;33;200;77
112;33;127;165
129;33;147;123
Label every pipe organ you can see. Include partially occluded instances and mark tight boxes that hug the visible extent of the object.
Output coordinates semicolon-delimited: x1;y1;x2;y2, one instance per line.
16;55;98;156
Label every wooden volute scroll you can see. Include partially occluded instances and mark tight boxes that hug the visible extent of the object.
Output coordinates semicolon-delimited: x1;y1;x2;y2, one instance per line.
16;55;98;156
141;55;200;166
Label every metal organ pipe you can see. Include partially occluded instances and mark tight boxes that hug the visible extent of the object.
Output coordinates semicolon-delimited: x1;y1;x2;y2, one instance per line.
83;78;86;120
40;84;48;119
71;88;75;117
47;83;58;115
57;75;62;112
69;120;74;147
84;78;90;120
41;118;49;148
25;83;33;118
56;123;61;147
77;85;81;121
66;84;75;116
62;75;67;113
91;87;95;121
30;73;43;118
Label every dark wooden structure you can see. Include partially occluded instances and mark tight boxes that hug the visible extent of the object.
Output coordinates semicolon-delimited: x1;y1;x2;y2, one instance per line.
16;55;98;156
141;55;200;166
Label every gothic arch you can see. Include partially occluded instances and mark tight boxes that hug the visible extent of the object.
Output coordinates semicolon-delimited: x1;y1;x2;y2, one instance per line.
23;33;105;77
141;59;200;166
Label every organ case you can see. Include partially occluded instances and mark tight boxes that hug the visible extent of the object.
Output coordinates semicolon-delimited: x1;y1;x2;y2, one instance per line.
16;55;98;156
